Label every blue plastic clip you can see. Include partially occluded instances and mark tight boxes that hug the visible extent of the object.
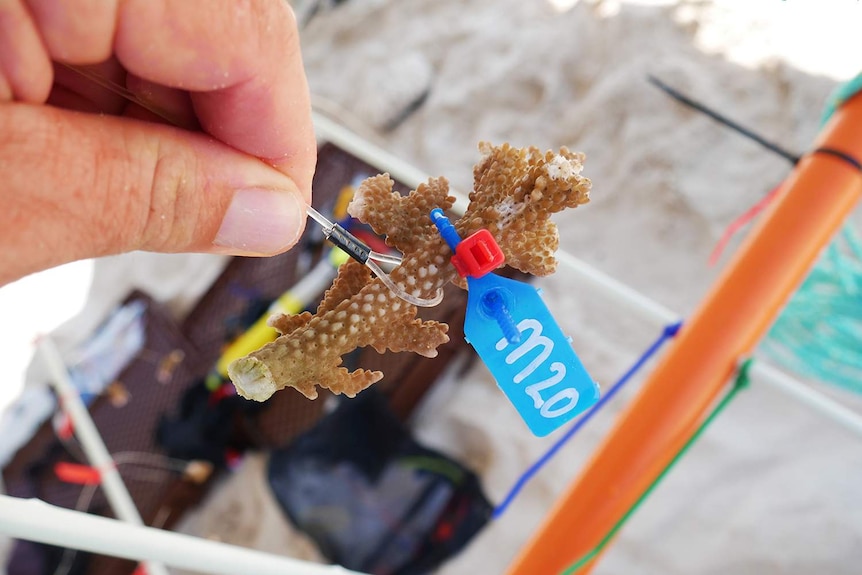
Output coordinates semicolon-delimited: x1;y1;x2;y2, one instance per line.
431;209;600;437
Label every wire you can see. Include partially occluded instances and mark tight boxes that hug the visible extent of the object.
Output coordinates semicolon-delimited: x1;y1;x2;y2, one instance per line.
365;259;444;307
367;250;403;266
559;359;753;575
307;206;444;307
62;64;186;127
113;451;190;474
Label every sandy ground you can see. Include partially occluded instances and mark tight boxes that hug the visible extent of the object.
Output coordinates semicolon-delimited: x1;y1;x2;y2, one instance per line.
3;1;862;573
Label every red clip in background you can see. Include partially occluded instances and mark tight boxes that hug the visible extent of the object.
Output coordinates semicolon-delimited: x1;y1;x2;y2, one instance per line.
54;462;103;485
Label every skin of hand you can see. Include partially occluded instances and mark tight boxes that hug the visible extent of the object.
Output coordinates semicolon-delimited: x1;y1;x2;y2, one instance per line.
0;0;317;287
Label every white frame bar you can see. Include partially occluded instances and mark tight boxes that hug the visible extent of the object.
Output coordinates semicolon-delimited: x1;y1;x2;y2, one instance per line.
39;337;170;575
0;495;366;575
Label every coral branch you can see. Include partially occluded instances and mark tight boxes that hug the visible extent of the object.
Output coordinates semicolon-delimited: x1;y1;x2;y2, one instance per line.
228;143;591;402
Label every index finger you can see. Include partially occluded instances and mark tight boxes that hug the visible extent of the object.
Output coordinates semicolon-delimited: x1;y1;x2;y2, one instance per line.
114;0;316;198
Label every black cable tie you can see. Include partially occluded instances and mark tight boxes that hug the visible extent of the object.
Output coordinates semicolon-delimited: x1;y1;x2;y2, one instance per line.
648;75;802;166
812;147;862;173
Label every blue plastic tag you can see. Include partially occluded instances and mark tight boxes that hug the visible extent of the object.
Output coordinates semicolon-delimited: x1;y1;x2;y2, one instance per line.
463;274;600;437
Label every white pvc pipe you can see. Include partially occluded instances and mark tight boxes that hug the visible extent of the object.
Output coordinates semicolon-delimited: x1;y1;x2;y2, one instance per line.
555;250;681;325
313;113;471;213
0;495;365;575
39;337;169;575
312;113;862;438
751;361;862;436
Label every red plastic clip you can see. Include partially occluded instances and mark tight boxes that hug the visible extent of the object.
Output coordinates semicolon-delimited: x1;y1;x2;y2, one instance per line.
56;412;74;440
450;229;505;278
54;462;103;485
208;382;236;406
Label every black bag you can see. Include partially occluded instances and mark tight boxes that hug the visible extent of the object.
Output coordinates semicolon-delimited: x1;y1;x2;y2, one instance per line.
157;379;263;466
267;390;492;575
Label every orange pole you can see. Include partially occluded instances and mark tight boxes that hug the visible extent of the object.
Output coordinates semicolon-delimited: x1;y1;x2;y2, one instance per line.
506;94;862;575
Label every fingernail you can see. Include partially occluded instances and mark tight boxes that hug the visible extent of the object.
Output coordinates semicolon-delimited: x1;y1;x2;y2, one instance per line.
214;188;305;255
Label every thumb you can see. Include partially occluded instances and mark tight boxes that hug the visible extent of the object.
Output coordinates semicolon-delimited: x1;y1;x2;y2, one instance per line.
0;104;308;286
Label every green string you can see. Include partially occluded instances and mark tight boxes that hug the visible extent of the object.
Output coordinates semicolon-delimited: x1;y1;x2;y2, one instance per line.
559;359;753;575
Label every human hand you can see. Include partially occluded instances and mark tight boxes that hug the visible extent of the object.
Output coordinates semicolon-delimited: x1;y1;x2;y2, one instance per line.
0;0;316;286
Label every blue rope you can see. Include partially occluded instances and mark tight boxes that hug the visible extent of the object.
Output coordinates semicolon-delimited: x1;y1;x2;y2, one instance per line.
492;320;683;519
